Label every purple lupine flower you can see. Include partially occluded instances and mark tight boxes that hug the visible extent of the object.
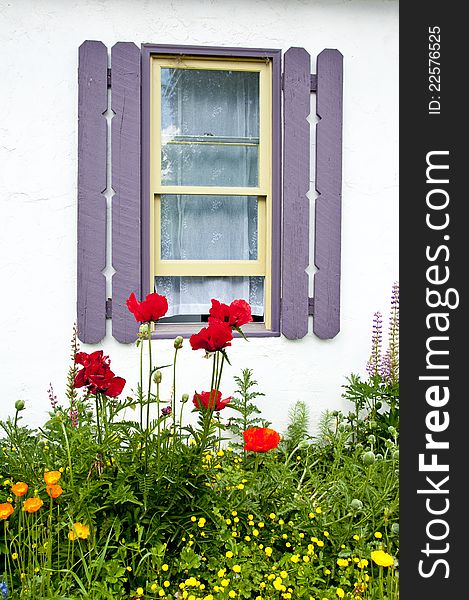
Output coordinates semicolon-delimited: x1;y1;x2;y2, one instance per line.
48;383;58;409
69;407;79;428
161;406;172;416
380;349;392;384
366;311;383;377
387;281;399;384
0;579;7;600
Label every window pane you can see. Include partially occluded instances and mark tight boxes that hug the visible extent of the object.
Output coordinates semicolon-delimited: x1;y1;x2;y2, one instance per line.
161;195;258;261
155;276;264;318
161;68;259;187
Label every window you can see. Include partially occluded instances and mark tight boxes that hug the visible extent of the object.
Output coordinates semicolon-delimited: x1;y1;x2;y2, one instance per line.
141;46;282;337
77;41;342;344
150;56;273;328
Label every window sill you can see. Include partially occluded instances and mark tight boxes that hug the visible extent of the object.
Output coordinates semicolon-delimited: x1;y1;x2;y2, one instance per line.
151;322;280;339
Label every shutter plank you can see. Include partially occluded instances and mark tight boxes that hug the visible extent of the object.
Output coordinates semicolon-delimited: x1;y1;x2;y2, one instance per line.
77;40;108;343
281;47;311;340
313;49;343;339
111;42;141;343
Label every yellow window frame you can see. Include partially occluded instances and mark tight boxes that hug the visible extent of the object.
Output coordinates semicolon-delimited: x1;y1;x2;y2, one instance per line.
150;55;273;328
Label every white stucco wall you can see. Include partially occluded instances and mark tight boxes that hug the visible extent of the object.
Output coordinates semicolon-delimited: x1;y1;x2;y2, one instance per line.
0;0;398;437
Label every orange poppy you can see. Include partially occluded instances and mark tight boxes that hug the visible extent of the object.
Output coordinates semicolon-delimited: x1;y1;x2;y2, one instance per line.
23;497;44;513
46;484;63;499
0;502;14;520
11;482;28;497
44;471;61;486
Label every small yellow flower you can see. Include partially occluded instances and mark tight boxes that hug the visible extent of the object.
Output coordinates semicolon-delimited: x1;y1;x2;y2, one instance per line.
12;552;18;560
336;588;345;598
217;568;226;578
68;522;90;540
357;558;369;569
253;529;259;537
237;483;244;490
126;566;132;572
136;587;144;595
315;507;322;514
228;591;236;598
353;534;360;541
198;517;206;527
191;516;196;522
371;549;394;567
280;570;288;579
265;546;273;557
269;512;276;519
151;584;157;591
303;555;310;563
162;563;169;571
232;565;241;573
374;531;383;539
226;550;234;558
221;578;230;586
337;558;349;567
290;554;300;563
323;531;329;537
164;580;170;587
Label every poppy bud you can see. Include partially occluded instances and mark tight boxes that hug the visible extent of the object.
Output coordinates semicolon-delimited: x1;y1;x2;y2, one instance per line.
181;393;189;403
350;498;363;511
174;336;184;349
362;451;376;466
153;371;162;384
15;400;25;411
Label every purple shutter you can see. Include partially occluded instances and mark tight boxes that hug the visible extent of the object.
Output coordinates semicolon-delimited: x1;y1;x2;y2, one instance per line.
313;49;343;339
281;47;311;340
111;42;141;343
77;40;108;343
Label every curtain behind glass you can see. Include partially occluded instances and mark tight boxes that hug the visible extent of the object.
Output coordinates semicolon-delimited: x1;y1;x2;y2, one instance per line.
156;68;264;317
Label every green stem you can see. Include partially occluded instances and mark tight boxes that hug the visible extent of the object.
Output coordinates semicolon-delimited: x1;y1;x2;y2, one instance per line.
146;328;153;432
61;421;74;488
172;347;178;437
94;394;102;446
139;331;144;430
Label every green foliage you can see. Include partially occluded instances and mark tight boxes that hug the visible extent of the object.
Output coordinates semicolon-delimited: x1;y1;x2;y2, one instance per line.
0;292;399;600
225;368;269;451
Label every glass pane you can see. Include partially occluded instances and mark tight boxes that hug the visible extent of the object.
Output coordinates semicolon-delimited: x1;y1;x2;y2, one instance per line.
161;68;259;187
155;276;264;318
160;195;258;260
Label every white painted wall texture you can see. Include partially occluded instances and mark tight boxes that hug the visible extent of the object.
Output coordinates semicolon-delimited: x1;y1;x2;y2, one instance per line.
0;0;398;436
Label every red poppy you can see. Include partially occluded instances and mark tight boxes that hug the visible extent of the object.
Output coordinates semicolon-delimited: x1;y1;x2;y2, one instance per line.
243;427;281;453
193;390;231;412
126;292;168;323
189;321;233;353
74;351;126;398
208;299;252;329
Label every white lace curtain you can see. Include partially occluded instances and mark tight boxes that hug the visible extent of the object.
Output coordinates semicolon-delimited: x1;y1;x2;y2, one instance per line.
155;67;264;318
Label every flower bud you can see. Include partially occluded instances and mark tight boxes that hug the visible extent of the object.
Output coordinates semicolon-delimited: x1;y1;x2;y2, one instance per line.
350;498;363;511
387;425;397;437
174;336;184;349
375;453;383;461
367;434;376;445
392;449;399;460
139;323;151;338
153;370;162;384
391;523;400;535
181;393;189;404
362;451;376;466
15;400;25;411
375;401;382;410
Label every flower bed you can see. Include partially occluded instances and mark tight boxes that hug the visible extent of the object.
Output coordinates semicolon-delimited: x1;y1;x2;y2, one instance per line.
0;287;399;599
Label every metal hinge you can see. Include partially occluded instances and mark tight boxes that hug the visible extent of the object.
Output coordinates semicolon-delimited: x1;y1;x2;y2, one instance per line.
308;297;314;315
107;68;112;89
105;297;112;319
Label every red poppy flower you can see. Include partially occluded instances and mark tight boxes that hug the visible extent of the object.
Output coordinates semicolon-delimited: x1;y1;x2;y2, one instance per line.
243;427;281;453
193;390;231;412
189;321;233;353
74;351;126;398
208;299;252;329
126;292;168;323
